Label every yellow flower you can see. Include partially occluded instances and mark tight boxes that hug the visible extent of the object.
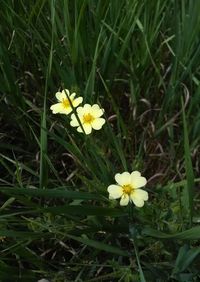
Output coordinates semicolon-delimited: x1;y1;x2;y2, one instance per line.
70;104;105;135
50;89;83;115
107;171;148;207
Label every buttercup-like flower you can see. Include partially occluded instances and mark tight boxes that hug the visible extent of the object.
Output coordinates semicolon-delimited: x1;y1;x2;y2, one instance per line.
107;171;148;207
70;104;105;135
50;89;83;115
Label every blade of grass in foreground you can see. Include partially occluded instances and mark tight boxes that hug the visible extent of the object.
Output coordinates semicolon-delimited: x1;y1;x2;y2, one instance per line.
40;0;55;189
133;240;146;282
182;97;194;226
66;234;130;257
40;100;48;189
142;226;200;240
0;187;100;201
172;244;200;278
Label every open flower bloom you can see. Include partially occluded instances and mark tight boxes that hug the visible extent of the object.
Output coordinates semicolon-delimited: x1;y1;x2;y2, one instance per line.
50;89;83;115
70;104;105;135
107;171;148;207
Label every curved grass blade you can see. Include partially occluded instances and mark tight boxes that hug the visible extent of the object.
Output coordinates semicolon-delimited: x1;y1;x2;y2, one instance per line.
142;226;200;240
66;233;130;257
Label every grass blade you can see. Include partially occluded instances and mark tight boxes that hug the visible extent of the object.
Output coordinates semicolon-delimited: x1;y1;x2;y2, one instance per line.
182;97;195;226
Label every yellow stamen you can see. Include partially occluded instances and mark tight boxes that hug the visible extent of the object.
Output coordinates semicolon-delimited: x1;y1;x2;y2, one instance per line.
83;113;94;124
122;184;133;195
62;98;71;108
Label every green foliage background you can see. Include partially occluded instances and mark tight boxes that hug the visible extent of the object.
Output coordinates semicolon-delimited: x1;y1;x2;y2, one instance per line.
0;0;200;281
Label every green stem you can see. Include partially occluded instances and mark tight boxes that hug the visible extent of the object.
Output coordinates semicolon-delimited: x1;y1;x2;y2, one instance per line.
133;239;146;282
129;203;146;282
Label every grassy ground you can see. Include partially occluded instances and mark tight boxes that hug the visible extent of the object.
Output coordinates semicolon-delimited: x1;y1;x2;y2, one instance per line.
0;0;200;281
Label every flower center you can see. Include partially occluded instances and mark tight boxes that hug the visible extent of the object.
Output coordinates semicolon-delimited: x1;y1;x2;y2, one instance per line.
62;98;71;108
122;184;133;195
83;113;94;124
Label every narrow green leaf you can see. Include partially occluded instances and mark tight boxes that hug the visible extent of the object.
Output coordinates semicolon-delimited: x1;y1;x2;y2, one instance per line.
172;244;200;276
41;205;126;217
0;197;15;210
0;187;100;201
182;97;195;225
66;234;130;257
142;226;200;240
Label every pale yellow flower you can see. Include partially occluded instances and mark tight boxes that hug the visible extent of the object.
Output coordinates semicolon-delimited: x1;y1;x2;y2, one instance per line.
70;104;105;135
50;89;83;115
107;171;148;207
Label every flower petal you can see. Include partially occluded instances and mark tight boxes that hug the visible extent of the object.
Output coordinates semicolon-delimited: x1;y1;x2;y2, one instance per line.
131;189;148;201
62;109;72;114
83;104;92;111
77;126;84;133
76;106;84;115
131;172;147;189
131;171;141;178
107;185;123;199
115;172;131;186
131;198;144;207
56;90;68;101
91;118;105;130
91;104;104;118
83;124;92;134
50;103;71;115
130;189;148;207
70;114;79;127
50;103;63;114
69;92;76;100
77;124;92;134
73;97;83;107
120;194;130;206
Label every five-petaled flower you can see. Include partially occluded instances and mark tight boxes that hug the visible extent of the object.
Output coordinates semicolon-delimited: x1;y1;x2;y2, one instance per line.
107;171;148;207
50;89;83;115
70;104;105;135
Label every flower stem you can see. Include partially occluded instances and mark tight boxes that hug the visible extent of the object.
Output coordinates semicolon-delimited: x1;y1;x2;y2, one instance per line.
129;203;146;282
133;239;146;282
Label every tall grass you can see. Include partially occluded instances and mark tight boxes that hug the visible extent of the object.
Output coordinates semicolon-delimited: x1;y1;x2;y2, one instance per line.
0;0;200;281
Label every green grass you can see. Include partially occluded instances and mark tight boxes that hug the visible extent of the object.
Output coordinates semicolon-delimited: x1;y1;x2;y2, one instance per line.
0;0;200;281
